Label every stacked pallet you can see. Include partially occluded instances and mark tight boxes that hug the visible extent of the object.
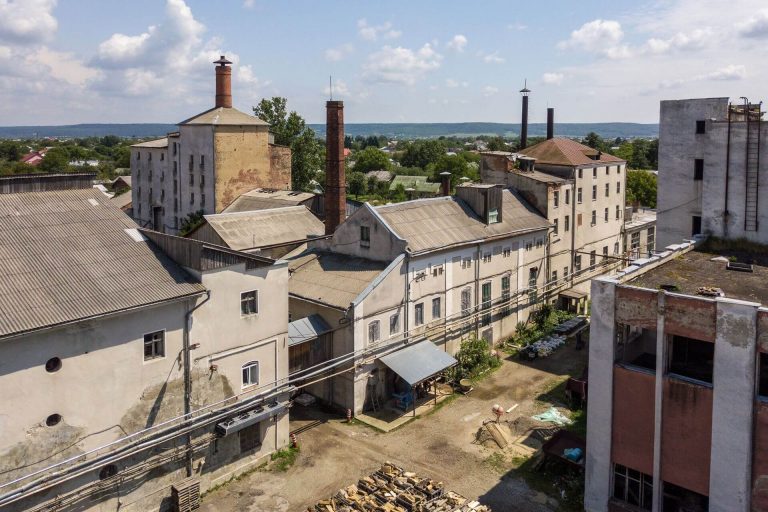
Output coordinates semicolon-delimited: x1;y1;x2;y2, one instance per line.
309;463;490;512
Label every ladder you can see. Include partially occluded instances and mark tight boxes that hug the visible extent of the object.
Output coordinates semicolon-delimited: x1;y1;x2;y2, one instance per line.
745;105;761;232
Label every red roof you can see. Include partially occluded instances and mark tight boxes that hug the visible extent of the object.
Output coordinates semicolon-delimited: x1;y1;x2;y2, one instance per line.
343;148;351;157
520;137;624;167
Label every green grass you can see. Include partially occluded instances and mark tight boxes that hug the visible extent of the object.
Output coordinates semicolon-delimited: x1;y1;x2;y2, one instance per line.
484;452;509;474
268;446;300;472
513;455;584;512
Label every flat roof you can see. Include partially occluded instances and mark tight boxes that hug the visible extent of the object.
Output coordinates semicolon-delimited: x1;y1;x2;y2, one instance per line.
628;245;768;305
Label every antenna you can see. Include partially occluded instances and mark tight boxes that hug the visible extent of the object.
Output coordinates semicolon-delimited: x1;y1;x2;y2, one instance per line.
329;76;333;101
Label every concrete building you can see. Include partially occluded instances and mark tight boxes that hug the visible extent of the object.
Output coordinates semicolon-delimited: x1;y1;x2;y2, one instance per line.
624;207;657;260
657;98;768;248
288;184;551;413
585;238;768;512
480;137;628;312
130;56;291;234
0;182;290;511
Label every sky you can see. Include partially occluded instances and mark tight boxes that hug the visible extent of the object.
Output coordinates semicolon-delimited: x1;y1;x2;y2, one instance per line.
0;0;767;126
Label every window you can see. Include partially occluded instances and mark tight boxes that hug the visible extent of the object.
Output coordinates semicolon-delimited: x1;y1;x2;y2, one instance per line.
173;142;178;155
360;225;370;247
483;252;492;263
551;270;558;283
606;166;610;176
565;189;570;204
577;187;583;203
201;194;205;207
592;167;597;178
502;247;511;257
536;238;544;248
389;313;400;335
200;154;205;170
577;213;583;226
592;185;597;201
553;190;559;208
174;161;178;174
188;154;194;171
564;215;570;232
759;353;768;398
461;287;472;316
190;192;195;204
605;183;610;197
481;282;492;326
670;335;714;384
616;205;621;220
631;231;641;252
602;246;608;265
242;361;259;387
614;242;620;254
527;269;537;303
647;227;655;251
160;153;164;161
136;152;140;160
488;208;499;223
461;257;472;269
590;250;596;268
143;331;164;360
431;264;443;277
575;255;582;272
604;207;609;222
239;423;261;453
432;297;441;319
501;276;511;316
240;290;258;316
148;152;152;161
694;158;704;180
414;303;424;326
563;266;569;278
591;210;596;226
368;320;380;343
696;120;706;134
578;168;583;179
613;464;652;510
692;215;702;236
616;181;621;194
189;173;194;186
553;218;559;234
525;241;533;251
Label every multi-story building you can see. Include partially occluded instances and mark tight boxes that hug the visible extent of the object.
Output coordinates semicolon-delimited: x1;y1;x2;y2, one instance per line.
288;183;551;413
0;178;290;511
131;56;291;234
657;97;768;247
480;137;627;313
586;238;768;512
623;207;657;260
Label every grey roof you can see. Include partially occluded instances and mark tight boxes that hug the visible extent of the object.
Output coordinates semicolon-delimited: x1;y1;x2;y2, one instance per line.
113;175;132;187
109;192;133;209
365;170;394;182
131;137;168;148
202;206;324;250
288;251;386;310
180;107;270;127
223;188;315;213
375;189;550;254
512;169;567;184
0;189;205;339
379;341;457;386
288;314;333;347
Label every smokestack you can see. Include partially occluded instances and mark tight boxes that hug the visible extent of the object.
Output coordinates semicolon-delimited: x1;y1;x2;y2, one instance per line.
519;82;531;149
440;171;451;196
325;101;346;235
213;55;233;108
546;108;554;140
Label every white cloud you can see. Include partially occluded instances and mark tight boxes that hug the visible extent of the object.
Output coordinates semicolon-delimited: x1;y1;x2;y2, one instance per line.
357;19;401;41
483;86;499;97
324;43;353;62
644;28;713;54
0;0;57;43
558;19;630;59
445;79;468;88
32;47;101;86
480;51;505;64
542;72;564;85
737;9;768;38
323;78;350;97
706;64;746;80
507;22;527;31
446;34;467;52
363;43;442;85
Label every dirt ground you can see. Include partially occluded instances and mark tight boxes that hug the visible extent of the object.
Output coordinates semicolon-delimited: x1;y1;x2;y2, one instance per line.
200;340;588;512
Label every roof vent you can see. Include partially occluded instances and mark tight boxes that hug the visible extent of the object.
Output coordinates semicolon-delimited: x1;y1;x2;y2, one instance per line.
726;261;753;273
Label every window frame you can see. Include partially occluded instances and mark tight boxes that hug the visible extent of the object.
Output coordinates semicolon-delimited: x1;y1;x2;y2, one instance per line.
694;158;704;181
695;120;706;134
143;330;165;361
242;360;259;388
592;185;597;201
612;463;652;510
460;287;472;317
432;297;441;319
389;313;400;336
240;290;259;316
414;302;424;326
368;320;380;343
553;190;559;208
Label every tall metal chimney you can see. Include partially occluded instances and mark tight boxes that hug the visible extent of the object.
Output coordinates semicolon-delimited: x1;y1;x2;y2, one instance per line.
213;55;233;108
546;107;554;140
325;101;346;235
440;171;451;196
519;81;531;149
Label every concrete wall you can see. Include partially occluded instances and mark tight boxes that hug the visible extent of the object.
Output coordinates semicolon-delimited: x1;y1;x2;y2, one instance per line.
131;145;170;230
612;366;655;475
326;204;407;262
178;124;216;223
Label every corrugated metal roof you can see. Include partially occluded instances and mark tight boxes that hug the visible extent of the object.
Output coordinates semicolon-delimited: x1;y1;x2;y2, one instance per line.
0;189;205;339
131;137;168;148
375;189;549;254
223;188;315;213
180;107;270;127
379;341;457;386
288;251;386;310
109;192;132;209
288;314;333;346
519;137;624;167
512;169;567;184
202;206;324;250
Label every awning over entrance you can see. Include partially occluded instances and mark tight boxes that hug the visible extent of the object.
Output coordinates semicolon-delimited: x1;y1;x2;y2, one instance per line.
288;314;332;347
560;288;587;300
379;341;457;387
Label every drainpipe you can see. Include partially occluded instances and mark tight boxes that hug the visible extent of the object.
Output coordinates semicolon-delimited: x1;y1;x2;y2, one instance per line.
570;180;577;289
404;257;410;344
475;242;481;338
183;290;211;477
724;104;732;238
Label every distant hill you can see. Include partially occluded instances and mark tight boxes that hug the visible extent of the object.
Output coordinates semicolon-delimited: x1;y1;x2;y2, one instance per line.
0;122;658;140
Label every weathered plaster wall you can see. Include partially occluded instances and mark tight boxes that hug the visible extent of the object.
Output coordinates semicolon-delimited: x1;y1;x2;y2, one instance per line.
612;365;655;475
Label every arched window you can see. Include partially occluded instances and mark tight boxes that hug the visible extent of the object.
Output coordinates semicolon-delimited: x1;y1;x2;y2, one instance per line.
242;361;259;387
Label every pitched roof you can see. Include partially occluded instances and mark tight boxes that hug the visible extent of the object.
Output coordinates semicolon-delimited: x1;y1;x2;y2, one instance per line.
180;107;270;127
519;137;624;167
131;137;168;148
113;175;132;188
375;189;549;254
512;169;567;184
222;188;315;213
201;206;324;250
109;192;133;209
0;189;205;339
288;251;386;310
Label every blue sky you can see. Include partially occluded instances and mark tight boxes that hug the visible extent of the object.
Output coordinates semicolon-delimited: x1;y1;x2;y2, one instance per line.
0;0;766;125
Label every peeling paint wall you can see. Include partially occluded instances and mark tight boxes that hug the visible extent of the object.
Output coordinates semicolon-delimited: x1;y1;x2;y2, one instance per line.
665;294;717;342
612;366;655;475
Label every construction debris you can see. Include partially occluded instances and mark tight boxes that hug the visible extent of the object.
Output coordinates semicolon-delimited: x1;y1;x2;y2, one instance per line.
309;463;491;512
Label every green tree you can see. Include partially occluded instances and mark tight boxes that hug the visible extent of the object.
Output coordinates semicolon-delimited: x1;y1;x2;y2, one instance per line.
399;139;445;169
352;146;391;173
366;175;379;194
348;171;366;197
389;183;407;202
583;132;608;152
38;147;71;173
253;97;322;191
486;137;508;151
626;170;657;208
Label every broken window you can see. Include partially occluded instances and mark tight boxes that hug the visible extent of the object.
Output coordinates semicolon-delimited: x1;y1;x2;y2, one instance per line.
695;120;706;134
390;313;400;335
760;353;768;398
240;290;258;316
694;159;704;180
368;320;380;343
669;335;714;384
360;225;370;247
143;331;164;360
613;464;652;511
616;324;657;371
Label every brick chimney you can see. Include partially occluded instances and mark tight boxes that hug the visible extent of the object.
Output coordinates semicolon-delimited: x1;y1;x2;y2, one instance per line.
213;55;232;108
440;171;451;196
325;101;346;235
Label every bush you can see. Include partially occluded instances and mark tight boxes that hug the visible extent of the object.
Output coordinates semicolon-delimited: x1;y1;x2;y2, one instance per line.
446;336;501;382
